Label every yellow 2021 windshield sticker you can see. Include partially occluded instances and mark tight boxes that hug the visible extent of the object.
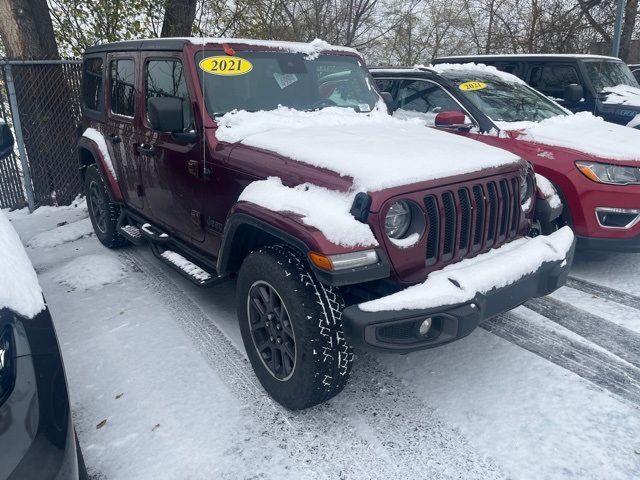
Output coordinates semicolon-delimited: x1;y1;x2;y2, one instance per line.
459;81;487;91
199;56;253;76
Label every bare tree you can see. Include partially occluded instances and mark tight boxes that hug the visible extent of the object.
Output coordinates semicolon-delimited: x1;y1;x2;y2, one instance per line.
161;0;198;37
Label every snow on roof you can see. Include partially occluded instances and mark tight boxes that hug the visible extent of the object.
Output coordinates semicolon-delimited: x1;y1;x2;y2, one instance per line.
495;112;640;162
182;37;359;59
437;53;621;61
0;210;45;318
359;226;574;312
430;62;527;84
602;85;640;108
216;106;520;192
239;177;378;247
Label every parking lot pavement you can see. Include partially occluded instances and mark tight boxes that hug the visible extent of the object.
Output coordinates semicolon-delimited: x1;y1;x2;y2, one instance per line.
8;204;640;480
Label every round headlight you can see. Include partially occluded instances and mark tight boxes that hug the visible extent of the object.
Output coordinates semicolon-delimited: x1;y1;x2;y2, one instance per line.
385;201;411;239
519;172;532;205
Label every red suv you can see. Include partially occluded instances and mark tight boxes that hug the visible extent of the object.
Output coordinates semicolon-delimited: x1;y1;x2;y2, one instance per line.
78;38;574;409
373;65;640;251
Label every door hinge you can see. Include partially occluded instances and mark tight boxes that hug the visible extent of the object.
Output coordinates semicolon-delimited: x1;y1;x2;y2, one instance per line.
188;160;200;178
191;209;202;227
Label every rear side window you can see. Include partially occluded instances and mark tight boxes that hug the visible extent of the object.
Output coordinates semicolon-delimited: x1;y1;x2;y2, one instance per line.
110;59;135;117
82;58;104;112
529;64;580;98
145;59;193;129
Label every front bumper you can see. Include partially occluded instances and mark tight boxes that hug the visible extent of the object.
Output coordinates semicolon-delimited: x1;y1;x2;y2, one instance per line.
576;233;640;252
342;228;575;353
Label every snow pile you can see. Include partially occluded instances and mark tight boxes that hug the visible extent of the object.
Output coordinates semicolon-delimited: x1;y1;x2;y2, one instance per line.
602;84;640;107
188;37;358;60
239;177;378;247
535;174;561;209
217;106;519;192
52;254;126;291
0;210;44;318
359;226;574;312
27;217;94;248
5;196;87;220
82;128;117;180
429;63;527;85
496;112;640;161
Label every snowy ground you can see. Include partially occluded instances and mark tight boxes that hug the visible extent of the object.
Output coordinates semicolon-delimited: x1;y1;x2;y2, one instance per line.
7;202;640;480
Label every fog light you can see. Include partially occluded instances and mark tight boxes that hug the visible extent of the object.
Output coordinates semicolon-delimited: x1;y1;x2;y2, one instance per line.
418;318;433;336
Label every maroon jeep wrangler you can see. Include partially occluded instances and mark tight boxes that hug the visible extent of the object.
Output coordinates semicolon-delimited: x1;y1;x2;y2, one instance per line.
78;38;575;409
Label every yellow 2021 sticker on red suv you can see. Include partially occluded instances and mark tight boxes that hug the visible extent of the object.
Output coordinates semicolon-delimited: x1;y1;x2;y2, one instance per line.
199;56;253;76
459;81;487;91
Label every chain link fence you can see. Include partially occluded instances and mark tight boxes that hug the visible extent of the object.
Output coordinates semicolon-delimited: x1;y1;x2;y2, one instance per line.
0;59;83;211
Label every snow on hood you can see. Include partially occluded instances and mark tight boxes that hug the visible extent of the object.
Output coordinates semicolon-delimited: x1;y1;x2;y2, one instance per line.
603;85;640;108
495;112;640;162
429;62;527;85
0;210;45;318
628;114;640;129
216;107;520;192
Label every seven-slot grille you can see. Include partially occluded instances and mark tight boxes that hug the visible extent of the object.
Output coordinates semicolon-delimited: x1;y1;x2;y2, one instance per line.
424;176;521;266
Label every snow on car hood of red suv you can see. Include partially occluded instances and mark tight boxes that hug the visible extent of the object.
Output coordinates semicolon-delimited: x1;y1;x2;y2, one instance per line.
216;106;521;192
496;112;640;163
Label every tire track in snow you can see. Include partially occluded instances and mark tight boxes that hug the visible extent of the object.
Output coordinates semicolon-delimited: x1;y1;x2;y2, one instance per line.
120;248;504;480
525;296;640;369
482;312;640;406
567;276;640;311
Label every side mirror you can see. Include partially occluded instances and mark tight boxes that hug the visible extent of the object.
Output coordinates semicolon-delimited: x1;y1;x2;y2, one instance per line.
380;91;394;112
563;84;583;104
434;111;472;130
0;122;14;161
148;97;184;133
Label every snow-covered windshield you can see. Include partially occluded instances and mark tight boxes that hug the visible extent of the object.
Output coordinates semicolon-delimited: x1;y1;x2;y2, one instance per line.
583;60;640;92
195;51;379;117
441;71;566;122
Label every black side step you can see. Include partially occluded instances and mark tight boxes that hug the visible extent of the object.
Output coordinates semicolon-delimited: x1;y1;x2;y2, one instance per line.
117;212;145;246
150;243;226;287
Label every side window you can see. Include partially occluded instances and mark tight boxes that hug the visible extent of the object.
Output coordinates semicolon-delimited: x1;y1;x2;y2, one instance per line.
529;64;580;98
110;59;135;117
396;80;464;124
633;68;640;84
82;58;104;112
145;59;193;130
374;78;397;94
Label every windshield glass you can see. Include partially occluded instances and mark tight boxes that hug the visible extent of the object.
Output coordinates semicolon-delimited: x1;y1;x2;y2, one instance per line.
583;60;640;92
441;71;567;122
195;51;379;117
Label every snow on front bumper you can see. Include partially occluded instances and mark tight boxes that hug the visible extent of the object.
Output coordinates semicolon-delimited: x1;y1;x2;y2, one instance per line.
341;227;575;352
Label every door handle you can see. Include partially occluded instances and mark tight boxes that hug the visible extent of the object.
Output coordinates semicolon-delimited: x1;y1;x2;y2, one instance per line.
137;144;156;156
107;133;121;144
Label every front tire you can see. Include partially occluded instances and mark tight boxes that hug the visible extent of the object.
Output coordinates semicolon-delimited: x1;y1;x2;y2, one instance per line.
84;164;127;248
237;245;353;410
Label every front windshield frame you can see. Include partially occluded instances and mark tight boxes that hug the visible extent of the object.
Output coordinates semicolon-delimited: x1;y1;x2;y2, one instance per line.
440;71;568;123
194;50;380;118
582;59;640;93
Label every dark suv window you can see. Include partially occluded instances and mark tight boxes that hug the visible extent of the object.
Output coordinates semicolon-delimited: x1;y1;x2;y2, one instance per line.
529;64;580;99
145;59;193;129
82;58;104;111
110;59;135;117
396;80;464;124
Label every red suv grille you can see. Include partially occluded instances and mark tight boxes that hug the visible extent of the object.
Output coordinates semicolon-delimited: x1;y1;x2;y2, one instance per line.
424;176;521;266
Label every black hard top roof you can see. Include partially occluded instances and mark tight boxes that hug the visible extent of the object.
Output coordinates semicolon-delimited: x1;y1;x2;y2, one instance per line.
434;53;621;63
85;38;189;54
